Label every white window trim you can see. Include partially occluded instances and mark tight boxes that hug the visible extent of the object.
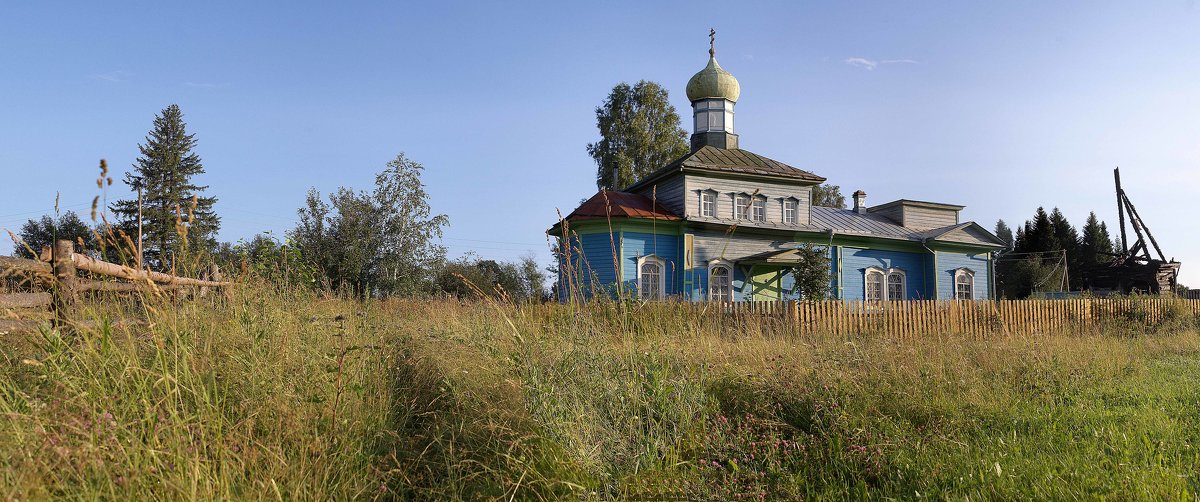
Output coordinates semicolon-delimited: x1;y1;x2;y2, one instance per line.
708;259;734;302
637;255;666;300
954;267;975;300
865;266;907;301
699;190;717;218
782;197;799;225
733;193;751;220
751;195;767;222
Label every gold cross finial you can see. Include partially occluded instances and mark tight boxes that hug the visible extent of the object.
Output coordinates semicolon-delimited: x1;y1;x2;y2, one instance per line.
709;28;716;57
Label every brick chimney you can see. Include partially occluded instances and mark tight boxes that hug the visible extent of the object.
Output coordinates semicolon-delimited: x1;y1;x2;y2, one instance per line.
852;190;867;214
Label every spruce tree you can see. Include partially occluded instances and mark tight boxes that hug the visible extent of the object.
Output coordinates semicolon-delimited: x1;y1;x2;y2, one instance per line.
112;104;219;270
1049;208;1081;288
1080;212;1115;267
994;219;1014;252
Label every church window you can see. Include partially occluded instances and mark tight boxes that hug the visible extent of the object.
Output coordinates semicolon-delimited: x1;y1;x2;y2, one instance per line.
783;198;798;224
638;256;665;300
733;194;750;220
866;267;906;301
955;269;974;300
709;261;733;302
700;191;716;217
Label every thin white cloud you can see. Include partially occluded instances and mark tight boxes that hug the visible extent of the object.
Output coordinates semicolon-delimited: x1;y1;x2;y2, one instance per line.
91;70;130;82
843;57;919;70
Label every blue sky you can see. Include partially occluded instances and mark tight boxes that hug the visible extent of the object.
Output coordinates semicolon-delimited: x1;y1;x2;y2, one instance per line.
2;1;1198;285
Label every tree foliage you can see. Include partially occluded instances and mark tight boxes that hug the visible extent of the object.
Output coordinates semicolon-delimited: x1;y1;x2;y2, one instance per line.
994;220;1014;252
435;254;546;303
811;184;847;209
998;206;1120;298
12;211;98;258
290;152;448;297
111;104;219;270
1080;212;1115;268
788;244;832;300
213;233;316;288
587;81;689;191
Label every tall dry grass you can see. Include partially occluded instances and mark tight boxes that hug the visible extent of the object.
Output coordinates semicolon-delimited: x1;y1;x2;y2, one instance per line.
2;279;1200;499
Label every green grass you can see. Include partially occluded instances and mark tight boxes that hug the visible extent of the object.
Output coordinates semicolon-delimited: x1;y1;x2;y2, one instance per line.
2;285;1200;499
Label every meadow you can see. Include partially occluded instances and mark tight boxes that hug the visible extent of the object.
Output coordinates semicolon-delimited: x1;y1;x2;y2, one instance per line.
2;280;1200;500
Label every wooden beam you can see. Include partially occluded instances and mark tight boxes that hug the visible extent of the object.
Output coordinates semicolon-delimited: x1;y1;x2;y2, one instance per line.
0;255;52;274
69;253;229;288
0;292;52;309
53;240;78;326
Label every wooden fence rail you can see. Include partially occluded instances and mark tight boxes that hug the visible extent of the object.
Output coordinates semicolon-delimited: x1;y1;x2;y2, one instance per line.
521;297;1200;339
718;297;1200;338
1;240;229;334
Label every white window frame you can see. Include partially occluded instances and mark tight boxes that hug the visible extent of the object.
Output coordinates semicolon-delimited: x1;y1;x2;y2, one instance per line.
700;190;717;218
782;198;798;224
733;193;751;220
954;268;975;300
751;195;766;222
865;266;906;302
708;259;734;302
637;255;666;300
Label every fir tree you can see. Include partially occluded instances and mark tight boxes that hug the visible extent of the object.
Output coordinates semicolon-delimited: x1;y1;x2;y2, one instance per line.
1080;212;1115;267
994;219;1014;252
1049;208;1081;288
112;104;219;270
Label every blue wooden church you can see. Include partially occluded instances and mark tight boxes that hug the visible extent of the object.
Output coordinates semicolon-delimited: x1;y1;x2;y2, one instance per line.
550;40;1006;302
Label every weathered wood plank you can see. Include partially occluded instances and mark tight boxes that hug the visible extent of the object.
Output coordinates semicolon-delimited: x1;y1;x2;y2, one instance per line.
70;253;228;288
0;255;52;274
0;293;52;309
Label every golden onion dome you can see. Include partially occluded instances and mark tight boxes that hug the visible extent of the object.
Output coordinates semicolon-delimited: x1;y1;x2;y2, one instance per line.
685;54;740;103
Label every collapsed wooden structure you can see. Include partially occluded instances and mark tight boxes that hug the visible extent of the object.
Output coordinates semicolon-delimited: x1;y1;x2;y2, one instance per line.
1081;168;1180;294
0;240;228;333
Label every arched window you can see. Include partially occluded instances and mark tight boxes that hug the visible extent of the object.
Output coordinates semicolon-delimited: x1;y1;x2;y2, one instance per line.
955;268;975;300
866;269;884;302
638;256;665;300
709;260;733;302
865;267;906;302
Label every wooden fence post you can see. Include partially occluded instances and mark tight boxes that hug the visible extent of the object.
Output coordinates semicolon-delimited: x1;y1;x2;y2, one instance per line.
52;239;77;327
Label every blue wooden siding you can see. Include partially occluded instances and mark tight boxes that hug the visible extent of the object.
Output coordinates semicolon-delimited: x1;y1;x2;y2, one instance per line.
558;232;620;299
935;251;991;300
686;263;747;301
840;247;931;300
621;231;681;296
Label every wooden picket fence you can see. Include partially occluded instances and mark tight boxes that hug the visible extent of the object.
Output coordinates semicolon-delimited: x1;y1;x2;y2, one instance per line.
722;297;1200;337
0;240;228;334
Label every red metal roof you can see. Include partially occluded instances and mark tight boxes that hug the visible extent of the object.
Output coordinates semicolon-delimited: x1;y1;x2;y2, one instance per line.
563;190;681;222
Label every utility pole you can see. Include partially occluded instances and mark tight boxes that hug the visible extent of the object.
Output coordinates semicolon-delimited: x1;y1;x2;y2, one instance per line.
137;185;144;269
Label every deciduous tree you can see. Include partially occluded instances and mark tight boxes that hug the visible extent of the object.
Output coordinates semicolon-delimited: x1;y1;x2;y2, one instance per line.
587;81;689;190
811;184;847;208
290;152;447;297
11;211;97;258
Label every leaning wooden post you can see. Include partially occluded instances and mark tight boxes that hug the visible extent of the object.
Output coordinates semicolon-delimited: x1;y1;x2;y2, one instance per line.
52;239;78;327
